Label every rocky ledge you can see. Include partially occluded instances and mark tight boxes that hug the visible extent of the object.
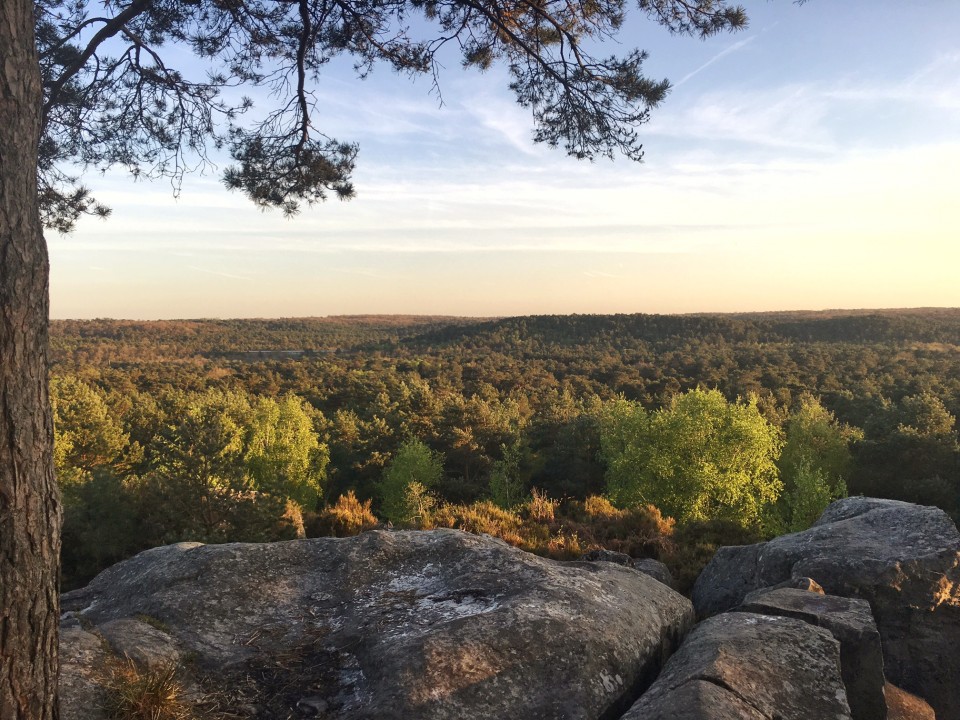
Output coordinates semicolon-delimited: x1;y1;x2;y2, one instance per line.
60;498;960;720
693;497;960;720
60;529;693;720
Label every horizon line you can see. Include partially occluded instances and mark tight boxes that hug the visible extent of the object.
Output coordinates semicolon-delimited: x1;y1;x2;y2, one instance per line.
48;306;960;323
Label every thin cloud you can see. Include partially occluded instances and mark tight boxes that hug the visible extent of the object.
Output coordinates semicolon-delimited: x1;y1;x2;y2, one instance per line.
583;270;623;278
652;53;960;152
824;54;960;110
906;51;960;86
187;266;251;281
258;235;703;255
461;95;541;156
647;83;835;152
333;267;385;278
675;36;757;87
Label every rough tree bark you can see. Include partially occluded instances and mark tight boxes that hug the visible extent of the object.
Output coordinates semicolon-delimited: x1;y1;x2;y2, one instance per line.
0;0;63;717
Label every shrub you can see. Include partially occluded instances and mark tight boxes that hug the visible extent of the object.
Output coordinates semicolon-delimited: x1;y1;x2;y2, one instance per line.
546;530;583;559
525;488;556;522
432;493;676;565
133;472;301;546
280;499;306;539
558;497;675;559
201;489;304;542
61;470;142;591
775;462;840;534
488;442;527;509
432;501;526;545
665;518;767;595
305;491;379;537
582;494;619;519
379;439;443;526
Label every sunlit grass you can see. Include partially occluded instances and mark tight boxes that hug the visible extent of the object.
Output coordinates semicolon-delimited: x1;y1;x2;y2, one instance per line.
103;661;193;720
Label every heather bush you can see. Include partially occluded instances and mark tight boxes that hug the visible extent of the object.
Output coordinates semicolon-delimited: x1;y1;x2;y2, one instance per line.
561;497;675;559
431;501;526;545
305;491;379;537
526;488;557;522
431;493;675;564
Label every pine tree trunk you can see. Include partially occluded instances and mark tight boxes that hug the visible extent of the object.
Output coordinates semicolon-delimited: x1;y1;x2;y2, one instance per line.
0;0;63;717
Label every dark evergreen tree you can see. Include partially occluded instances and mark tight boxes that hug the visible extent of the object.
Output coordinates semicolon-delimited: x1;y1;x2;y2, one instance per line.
34;0;750;230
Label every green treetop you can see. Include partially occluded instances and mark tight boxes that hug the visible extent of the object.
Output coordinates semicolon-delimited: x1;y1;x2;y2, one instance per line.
601;388;783;530
380;438;444;526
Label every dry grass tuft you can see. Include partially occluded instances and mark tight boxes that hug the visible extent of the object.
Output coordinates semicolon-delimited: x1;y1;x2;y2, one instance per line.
103;661;193;720
526;488;557;522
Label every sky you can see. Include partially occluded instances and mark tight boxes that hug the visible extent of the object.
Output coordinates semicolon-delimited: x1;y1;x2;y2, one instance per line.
48;1;960;319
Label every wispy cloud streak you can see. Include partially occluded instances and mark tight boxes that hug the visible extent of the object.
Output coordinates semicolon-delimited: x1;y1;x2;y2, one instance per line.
675;36;756;87
187;265;251;281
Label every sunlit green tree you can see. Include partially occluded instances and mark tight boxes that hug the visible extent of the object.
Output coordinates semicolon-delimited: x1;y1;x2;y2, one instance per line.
601;389;783;529
246;394;329;509
380;439;444;526
775;395;859;531
489;441;529;509
779;395;859;487
51;375;128;484
140;389;313;542
142;389;255;541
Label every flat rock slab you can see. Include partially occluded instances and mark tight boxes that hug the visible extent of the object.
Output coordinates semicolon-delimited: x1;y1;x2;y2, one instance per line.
692;497;960;720
98;617;182;670
735;588;885;720
622;612;852;720
59;627;110;720
624;678;768;720
742;576;824;602
61;530;695;720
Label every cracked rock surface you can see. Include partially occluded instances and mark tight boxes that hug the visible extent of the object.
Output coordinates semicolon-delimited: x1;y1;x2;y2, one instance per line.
620;612;852;720
60;529;694;720
692;497;960;720
734;588;885;720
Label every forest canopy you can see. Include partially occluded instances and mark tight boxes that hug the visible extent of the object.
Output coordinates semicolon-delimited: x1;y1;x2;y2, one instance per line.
51;309;960;590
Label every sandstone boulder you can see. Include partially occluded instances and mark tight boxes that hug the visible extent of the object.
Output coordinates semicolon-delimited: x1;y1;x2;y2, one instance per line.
98;617;182;671
631;558;675;589
580;548;632;565
691;497;960;720
579;550;675;588
742;575;824;602
692;541;763;618
621;612;852;720
59;626;110;720
735;587;885;720
61;529;694;720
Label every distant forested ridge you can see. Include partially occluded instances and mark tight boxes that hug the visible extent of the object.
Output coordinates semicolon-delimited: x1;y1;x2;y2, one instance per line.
51;309;960;590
